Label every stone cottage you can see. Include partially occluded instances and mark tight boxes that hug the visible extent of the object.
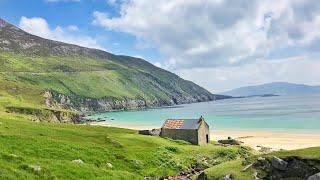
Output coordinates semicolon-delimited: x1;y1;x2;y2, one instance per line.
160;116;210;145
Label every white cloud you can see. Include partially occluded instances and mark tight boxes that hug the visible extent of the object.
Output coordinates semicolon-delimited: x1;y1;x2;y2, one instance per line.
93;0;320;69
153;62;162;68
132;54;144;59
19;16;103;50
67;25;79;31
176;56;320;93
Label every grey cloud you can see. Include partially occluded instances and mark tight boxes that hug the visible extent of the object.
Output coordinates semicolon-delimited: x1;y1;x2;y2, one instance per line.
93;0;320;70
206;0;257;29
291;0;320;21
308;38;320;51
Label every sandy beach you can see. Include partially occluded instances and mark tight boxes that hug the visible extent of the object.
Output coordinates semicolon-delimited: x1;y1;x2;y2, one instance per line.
214;130;320;151
90;122;320;151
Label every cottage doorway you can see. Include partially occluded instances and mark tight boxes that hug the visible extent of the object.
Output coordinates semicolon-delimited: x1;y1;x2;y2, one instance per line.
206;134;209;143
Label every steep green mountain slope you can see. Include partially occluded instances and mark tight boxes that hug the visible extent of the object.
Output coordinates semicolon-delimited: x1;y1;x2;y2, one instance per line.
0;18;228;120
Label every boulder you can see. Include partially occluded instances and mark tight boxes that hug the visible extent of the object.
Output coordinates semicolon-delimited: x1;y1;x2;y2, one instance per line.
259;146;273;153
271;156;288;171
106;162;113;168
30;165;41;172
218;138;241;145
252;172;260;180
224;173;232;180
138;129;161;136
72;159;84;164
285;157;318;177
308;172;320;180
253;156;320;179
138;130;150;135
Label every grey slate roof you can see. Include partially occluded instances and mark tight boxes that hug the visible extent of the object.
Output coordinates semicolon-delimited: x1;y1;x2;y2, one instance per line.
162;119;202;130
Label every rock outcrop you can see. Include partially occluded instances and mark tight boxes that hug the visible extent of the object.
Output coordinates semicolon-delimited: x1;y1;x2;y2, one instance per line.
253;156;320;179
6;106;81;123
271;156;288;171
138;129;161;136
218;137;241;145
224;174;232;180
44;90;217;113
308;172;320;180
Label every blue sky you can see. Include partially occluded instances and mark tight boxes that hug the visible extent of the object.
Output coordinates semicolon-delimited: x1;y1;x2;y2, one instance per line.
0;0;163;62
1;0;319;92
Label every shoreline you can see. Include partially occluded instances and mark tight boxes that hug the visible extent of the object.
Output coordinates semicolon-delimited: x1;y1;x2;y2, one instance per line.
214;130;320;151
90;122;320;151
82;97;231;116
82;95;242;117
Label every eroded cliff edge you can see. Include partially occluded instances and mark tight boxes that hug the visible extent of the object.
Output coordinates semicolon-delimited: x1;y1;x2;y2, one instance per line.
44;90;228;113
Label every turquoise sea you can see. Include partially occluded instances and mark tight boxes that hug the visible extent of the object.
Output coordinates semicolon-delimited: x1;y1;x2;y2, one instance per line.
88;94;320;133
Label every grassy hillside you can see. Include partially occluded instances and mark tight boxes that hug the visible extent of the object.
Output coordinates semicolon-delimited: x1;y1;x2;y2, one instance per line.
0;112;251;179
0;50;210;100
2;111;319;180
0;18;225;117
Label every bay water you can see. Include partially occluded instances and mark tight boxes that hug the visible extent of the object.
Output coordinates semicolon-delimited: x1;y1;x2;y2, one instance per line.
88;94;320;133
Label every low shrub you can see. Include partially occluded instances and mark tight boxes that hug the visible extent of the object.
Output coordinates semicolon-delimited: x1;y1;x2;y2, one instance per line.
164;146;179;153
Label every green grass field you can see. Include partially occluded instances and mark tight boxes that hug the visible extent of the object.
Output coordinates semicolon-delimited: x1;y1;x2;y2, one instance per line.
3;111;319;180
0;111;253;179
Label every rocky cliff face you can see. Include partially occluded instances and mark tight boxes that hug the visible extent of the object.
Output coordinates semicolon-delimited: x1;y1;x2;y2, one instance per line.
6;105;80;123
44;90;216;113
252;156;320;179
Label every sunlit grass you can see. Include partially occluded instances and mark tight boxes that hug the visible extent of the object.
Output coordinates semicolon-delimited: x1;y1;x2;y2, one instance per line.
0;113;249;179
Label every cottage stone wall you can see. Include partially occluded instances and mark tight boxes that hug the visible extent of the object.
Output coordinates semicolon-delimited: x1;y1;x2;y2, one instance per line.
160;129;198;144
197;121;210;145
